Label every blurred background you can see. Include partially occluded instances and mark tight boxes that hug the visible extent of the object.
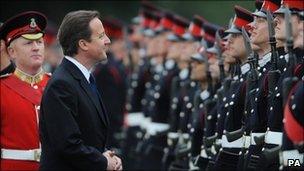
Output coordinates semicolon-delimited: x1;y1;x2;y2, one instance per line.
1;0;254;32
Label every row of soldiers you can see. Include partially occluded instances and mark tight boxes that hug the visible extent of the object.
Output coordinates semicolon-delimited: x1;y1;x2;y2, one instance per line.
119;0;303;170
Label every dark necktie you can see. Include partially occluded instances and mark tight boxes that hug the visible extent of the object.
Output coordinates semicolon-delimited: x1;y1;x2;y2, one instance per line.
89;74;100;98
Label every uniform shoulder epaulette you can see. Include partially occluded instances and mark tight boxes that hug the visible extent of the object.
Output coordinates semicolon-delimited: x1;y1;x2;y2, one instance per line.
0;73;12;79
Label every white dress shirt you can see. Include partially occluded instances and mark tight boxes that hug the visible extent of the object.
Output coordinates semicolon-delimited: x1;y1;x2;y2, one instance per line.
65;56;91;83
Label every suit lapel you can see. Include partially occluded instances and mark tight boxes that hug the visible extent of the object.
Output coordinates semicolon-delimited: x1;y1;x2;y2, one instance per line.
96;91;110;125
62;58;108;126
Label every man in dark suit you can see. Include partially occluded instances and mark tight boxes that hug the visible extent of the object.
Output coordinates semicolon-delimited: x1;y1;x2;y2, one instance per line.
39;10;122;170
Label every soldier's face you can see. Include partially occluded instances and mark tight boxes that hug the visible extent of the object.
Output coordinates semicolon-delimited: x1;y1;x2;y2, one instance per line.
110;39;127;61
223;52;233;71
8;37;45;73
227;33;246;61
190;60;206;81
274;14;286;41
208;57;220;80
223;39;236;65
167;41;183;61
180;41;200;63
275;14;300;42
130;25;144;43
251;16;269;45
149;36;160;57
155;33;169;56
295;19;303;48
0;39;9;60
87;18;111;62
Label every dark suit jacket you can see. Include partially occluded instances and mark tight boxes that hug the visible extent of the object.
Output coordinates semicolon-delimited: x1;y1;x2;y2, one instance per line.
39;58;110;170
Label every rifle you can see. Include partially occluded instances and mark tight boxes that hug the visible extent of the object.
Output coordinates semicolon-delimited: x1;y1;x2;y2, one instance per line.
266;10;281;110
224;27;259;143
241;27;257;74
123;26;134;73
282;7;299;106
215;30;225;83
241;26;259;130
214;29;228;133
266;10;279;70
206;63;214;95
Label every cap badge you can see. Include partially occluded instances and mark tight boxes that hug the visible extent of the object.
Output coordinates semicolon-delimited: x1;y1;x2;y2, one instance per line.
30;18;37;28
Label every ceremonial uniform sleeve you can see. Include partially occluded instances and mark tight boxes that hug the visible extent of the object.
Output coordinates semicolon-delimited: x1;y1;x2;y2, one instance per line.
40;79;108;170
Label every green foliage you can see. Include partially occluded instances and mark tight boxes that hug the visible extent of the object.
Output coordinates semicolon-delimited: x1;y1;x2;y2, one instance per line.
0;0;254;28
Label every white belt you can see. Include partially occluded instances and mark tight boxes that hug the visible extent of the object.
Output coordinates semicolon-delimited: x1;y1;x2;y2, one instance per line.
244;136;251;148
265;131;282;145
168;132;179;139
221;135;243;148
215;138;222;146
1;148;41;162
282;150;304;166
211;145;217;155
126;112;145;127
182;133;190;140
140;117;151;129
200;148;209;158
145;122;169;136
250;132;265;145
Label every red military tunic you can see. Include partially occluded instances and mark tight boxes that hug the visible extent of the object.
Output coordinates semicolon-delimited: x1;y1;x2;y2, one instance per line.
1;70;50;170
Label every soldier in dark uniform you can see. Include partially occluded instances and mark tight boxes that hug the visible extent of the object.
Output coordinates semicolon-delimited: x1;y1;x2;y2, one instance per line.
162;13;191;170
213;5;253;170
196;28;232;170
242;0;282;170
135;7;178;170
0;38;15;76
191;22;222;170
122;5;156;170
126;1;159;114
167;14;210;170
268;1;304;169
188;52;212;170
0;22;15;76
166;15;192;135
243;0;303;169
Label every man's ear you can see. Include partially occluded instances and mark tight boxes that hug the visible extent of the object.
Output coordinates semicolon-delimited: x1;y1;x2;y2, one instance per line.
78;39;89;51
6;44;16;60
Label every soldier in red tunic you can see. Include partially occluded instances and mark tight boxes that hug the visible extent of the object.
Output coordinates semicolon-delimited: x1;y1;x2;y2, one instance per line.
0;11;50;170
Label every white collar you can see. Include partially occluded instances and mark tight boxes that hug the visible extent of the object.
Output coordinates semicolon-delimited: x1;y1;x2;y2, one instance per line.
241;63;250;75
65;56;91;83
165;59;175;70
179;68;189;80
258;52;271;67
155;64;163;73
200;90;210;100
233;75;239;80
280;53;289;62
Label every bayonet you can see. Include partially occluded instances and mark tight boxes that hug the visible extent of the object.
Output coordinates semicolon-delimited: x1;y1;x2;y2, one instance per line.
285;7;296;65
266;10;282;117
282;7;298;106
266;10;278;70
215;30;225;82
123;26;134;73
241;27;253;60
266;10;275;39
241;27;259;140
285;7;293;43
215;31;223;58
241;27;258;80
